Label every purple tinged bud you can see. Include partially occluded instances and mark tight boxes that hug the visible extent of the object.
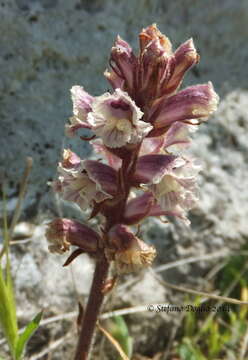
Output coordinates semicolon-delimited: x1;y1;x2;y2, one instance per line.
164;38;199;95
139;24;172;55
46;218;100;254
108;36;137;93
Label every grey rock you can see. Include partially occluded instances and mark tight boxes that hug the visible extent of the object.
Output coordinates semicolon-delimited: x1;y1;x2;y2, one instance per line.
1;0;247;216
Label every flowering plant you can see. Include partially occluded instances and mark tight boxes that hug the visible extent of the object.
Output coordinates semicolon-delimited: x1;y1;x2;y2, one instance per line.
46;24;219;359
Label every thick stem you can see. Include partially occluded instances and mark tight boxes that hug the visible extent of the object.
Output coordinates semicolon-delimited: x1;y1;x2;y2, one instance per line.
74;256;109;360
74;145;141;359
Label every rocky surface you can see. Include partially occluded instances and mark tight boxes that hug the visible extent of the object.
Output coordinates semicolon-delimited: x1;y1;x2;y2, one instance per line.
1;0;247;214
1;0;248;358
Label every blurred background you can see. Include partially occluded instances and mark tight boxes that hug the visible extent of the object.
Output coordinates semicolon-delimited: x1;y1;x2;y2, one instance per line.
0;0;248;359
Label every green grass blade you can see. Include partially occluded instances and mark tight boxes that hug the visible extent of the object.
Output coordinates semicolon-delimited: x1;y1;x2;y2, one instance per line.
0;187;18;357
108;316;133;359
14;312;43;360
0;266;18;356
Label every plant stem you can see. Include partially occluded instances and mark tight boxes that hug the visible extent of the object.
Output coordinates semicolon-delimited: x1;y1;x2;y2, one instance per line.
74;256;110;360
74;146;140;359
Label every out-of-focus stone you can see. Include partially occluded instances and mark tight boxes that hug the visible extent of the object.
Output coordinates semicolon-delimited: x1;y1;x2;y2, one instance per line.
12;221;35;239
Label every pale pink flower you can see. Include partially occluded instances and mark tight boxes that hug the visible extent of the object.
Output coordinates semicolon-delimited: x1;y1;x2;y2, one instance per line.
53;150;118;210
149;157;201;224
87;88;152;148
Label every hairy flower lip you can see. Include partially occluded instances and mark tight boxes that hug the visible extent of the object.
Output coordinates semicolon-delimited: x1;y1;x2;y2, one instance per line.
87;88;152;148
148;156;201;225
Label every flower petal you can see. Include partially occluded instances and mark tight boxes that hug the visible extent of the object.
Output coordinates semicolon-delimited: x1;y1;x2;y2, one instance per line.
90;138;122;170
148;202;190;225
83;160;118;196
133;154;177;185
109;36;137;92
106;224;156;273
139;136;165;155
61;149;81;169
87;89;149;148
123;192;155;225
165;38;199;95
150;82;219;129
162;122;194;151
71;85;93;121
148;156;200;225
65;86;93;137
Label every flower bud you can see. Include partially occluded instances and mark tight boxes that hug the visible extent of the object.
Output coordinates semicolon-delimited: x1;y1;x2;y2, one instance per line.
164;38;199;95
46;218;101;254
106;36;137;93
